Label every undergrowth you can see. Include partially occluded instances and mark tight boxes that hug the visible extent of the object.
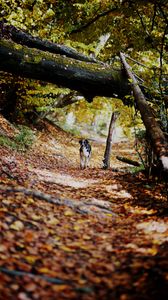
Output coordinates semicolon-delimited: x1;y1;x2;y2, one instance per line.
0;125;35;151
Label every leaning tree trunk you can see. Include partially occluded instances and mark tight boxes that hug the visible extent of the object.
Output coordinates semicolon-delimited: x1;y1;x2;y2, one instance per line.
103;111;119;169
120;52;168;171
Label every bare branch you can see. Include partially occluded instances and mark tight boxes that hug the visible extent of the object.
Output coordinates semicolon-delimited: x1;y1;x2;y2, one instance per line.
69;8;119;34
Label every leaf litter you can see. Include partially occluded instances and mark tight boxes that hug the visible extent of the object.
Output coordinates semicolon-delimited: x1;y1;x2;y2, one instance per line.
0;120;168;300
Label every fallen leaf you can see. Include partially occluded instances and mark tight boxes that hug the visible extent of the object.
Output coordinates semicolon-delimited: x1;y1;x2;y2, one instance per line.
10;220;24;231
24;255;38;264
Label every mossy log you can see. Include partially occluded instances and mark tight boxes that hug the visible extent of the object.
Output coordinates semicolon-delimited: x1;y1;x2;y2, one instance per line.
0;21;100;64
0;38;130;102
116;156;141;167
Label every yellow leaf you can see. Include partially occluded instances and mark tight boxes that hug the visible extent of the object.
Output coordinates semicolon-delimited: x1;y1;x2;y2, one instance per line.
106;213;115;217
147;247;158;255
53;236;60;241
60;245;74;252
73;225;81;231
31;214;41;221
83;234;91;240
10;220;24;231
52;285;68;292
25;255;38;264
27;198;34;204
64;210;74;216
48;217;59;225
38;267;51;274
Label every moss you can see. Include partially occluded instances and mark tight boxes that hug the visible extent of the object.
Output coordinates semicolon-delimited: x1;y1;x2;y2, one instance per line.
0;38;122;77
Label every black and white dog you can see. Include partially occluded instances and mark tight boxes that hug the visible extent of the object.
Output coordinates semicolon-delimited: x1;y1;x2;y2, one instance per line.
79;139;91;169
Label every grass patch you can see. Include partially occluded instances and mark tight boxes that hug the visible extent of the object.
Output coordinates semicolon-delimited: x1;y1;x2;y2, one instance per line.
0;135;17;149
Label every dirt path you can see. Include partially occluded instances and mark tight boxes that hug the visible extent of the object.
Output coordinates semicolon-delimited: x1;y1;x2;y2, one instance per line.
0;121;168;300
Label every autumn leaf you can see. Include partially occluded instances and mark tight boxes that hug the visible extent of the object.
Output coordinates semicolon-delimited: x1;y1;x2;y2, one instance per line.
64;210;74;216
24;255;39;264
10;220;24;231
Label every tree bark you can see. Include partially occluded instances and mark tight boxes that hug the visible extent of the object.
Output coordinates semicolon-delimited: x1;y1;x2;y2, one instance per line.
0;38;130;102
103;111;119;169
120;52;168;171
0;21;100;64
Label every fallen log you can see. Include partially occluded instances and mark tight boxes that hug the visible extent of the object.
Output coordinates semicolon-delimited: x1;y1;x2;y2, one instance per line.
0;21;99;64
120;52;168;171
0;38;130;102
116;156;141;167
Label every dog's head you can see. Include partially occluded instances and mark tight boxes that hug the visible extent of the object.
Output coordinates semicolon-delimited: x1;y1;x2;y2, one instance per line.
79;139;89;147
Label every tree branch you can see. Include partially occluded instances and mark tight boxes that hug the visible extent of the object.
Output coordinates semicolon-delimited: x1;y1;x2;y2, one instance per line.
151;2;157;31
69;8;119;34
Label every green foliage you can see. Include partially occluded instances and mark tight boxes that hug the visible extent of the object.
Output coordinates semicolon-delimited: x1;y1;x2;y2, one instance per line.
52;96;136;138
0;126;35;151
15;125;35;150
0;135;17;149
0;0;167;137
128;165;145;174
60;124;81;137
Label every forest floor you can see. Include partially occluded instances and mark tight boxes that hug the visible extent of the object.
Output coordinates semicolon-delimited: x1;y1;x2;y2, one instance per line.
0;119;168;300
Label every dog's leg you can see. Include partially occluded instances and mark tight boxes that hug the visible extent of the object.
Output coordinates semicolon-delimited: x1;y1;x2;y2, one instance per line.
85;155;90;168
80;157;85;169
84;157;87;169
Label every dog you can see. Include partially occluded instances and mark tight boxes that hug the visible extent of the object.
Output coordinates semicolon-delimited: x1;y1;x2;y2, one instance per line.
79;139;91;169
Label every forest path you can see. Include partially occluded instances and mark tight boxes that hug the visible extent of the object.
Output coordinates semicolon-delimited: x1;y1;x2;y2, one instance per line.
0;120;168;300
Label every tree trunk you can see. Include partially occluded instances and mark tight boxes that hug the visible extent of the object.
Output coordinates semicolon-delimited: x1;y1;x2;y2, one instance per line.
103;111;119;169
120;52;168;171
0;38;130;103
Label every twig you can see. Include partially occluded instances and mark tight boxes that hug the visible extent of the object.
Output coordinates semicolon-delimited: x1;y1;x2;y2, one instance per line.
0;267;68;284
125;54;155;70
1;167;16;179
0;267;93;293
